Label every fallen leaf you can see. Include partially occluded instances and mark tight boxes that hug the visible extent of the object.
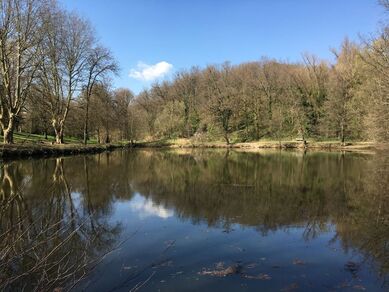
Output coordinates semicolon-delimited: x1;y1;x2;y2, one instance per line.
199;265;241;277
293;259;305;265
246;263;257;269
242;273;271;280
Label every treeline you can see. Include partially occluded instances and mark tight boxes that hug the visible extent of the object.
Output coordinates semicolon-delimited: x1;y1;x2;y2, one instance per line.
134;36;388;144
1;0;389;145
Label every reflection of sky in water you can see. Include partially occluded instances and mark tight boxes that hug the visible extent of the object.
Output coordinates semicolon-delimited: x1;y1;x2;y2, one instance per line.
129;193;173;219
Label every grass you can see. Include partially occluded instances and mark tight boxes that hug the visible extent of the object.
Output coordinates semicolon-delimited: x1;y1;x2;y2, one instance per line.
0;132;133;159
0;132;97;145
0;132;381;157
0;132;133;146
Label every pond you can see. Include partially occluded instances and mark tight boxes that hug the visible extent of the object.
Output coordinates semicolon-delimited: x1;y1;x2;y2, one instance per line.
0;149;388;291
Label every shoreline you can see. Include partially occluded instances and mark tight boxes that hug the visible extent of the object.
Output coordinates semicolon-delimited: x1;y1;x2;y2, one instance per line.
0;143;130;161
0;140;385;160
134;140;383;151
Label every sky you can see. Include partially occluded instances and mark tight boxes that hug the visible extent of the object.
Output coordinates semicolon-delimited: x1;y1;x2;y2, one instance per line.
60;0;385;94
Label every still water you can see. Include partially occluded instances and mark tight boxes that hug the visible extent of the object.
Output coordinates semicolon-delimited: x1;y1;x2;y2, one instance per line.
0;149;388;291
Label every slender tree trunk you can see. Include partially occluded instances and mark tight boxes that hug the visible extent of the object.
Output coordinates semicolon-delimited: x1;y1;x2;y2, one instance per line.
97;128;100;144
83;101;89;145
300;126;307;148
105;131;110;144
105;117;110;143
224;133;230;145
340;120;345;146
184;99;190;137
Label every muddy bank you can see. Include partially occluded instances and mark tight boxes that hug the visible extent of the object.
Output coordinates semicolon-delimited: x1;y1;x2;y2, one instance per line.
134;140;381;151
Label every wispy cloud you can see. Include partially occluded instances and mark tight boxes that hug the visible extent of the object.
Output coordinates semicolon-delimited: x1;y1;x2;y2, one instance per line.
129;61;173;81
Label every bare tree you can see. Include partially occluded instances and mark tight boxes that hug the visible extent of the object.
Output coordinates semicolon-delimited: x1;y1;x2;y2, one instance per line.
360;27;389;141
322;39;363;144
113;88;134;141
0;0;46;143
205;63;237;145
379;0;389;10
36;7;94;144
82;46;118;144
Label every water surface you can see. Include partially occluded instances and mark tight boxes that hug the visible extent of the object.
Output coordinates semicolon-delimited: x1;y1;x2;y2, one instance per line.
1;149;388;291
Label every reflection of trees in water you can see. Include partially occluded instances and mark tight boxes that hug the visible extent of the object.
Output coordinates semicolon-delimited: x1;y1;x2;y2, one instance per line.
334;153;389;287
0;158;122;291
126;150;352;229
0;149;387;289
123;150;388;284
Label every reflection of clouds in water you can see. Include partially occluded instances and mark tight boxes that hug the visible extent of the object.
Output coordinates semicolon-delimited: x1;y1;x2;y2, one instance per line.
130;194;173;219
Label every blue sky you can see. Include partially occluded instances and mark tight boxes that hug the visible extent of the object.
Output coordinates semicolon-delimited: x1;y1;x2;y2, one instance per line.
61;0;385;94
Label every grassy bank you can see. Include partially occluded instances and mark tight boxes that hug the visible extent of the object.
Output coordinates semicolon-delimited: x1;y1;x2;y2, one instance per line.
0;132;131;160
0;132;98;145
135;138;381;151
0;132;383;160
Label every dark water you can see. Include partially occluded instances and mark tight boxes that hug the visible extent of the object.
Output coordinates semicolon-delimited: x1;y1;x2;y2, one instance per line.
1;149;388;291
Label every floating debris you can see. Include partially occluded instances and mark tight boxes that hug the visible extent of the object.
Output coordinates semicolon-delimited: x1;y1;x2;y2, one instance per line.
243;273;272;280
199;264;242;277
293;259;306;265
246;262;257;269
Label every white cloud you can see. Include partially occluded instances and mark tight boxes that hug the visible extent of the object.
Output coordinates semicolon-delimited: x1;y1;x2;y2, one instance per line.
129;61;173;81
130;195;173;219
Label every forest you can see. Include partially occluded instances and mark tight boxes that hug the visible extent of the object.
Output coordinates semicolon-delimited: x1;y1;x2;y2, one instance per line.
1;0;389;145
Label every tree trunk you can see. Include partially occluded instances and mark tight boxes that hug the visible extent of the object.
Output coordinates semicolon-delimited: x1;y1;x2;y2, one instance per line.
83;102;89;145
2;116;16;144
105;132;110;144
224;133;230;145
340;121;345;146
300;127;307;148
55;130;64;144
3;127;14;144
97;128;100;144
52;119;64;144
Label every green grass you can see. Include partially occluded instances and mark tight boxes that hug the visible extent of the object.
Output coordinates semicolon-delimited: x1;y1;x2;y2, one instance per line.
0;132;135;148
0;132;100;145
